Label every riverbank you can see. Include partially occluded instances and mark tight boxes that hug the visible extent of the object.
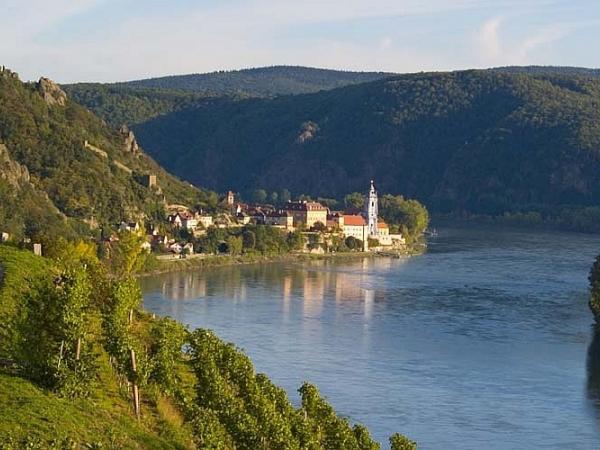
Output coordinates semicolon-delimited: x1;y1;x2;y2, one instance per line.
139;243;426;277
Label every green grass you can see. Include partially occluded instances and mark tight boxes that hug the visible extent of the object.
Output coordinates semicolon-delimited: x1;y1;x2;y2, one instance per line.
0;245;49;357
0;244;196;449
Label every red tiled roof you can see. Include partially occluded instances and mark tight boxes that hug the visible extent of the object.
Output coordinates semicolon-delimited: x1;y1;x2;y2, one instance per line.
378;222;388;228
343;215;366;226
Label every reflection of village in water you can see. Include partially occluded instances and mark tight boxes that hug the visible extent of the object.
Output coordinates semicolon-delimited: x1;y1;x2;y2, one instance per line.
141;257;402;319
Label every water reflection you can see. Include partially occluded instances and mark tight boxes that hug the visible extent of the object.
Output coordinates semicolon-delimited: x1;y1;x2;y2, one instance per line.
141;226;600;449
141;257;402;317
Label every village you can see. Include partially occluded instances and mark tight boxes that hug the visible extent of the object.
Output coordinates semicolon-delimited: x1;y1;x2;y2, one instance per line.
113;181;406;258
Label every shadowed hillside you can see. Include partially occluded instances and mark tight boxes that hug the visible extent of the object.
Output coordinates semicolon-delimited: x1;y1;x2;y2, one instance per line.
130;70;600;220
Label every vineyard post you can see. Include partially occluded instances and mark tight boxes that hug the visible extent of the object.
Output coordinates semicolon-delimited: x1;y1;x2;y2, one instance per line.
130;348;140;419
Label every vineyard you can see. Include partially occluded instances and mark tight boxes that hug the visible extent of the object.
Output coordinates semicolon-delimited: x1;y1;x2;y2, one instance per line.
0;241;415;449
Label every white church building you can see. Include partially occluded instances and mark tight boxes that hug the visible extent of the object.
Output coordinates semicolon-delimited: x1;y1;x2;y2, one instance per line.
363;180;405;249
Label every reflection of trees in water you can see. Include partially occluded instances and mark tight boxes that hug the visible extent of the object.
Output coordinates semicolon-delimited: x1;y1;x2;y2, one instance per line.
142;257;398;313
587;325;600;417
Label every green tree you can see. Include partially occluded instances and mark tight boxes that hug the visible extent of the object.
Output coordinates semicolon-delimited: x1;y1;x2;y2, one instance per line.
227;235;243;256
389;433;417;450
242;229;256;251
279;189;291;203
20;266;97;397
345;236;362;251
287;231;305;251
344;192;364;210
252;189;268;204
379;195;429;241
590;254;600;320
110;231;148;275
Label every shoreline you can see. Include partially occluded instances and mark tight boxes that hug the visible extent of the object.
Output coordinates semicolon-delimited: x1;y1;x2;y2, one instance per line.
138;244;425;277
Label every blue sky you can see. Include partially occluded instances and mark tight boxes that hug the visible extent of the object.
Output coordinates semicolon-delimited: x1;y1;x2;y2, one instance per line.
2;0;599;83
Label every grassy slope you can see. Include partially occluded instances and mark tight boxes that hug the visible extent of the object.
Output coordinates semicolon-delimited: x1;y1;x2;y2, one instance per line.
0;246;48;357
0;245;196;449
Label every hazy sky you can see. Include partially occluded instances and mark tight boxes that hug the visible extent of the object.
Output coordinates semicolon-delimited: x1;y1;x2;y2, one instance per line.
2;0;599;83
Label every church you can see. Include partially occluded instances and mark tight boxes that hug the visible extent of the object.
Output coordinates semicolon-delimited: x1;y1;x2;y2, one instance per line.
363;180;403;248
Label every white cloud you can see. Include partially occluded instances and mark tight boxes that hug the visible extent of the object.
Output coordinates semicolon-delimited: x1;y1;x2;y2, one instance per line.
0;0;595;82
474;15;574;67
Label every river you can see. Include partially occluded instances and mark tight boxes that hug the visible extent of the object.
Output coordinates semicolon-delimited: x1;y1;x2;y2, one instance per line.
141;225;600;449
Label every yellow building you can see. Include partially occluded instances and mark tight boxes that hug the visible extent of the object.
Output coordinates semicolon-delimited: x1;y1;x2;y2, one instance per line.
282;201;328;228
342;215;367;241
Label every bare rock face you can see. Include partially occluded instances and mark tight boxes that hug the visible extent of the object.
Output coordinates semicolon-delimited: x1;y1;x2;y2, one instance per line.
0;143;30;188
120;124;140;154
37;77;67;106
296;121;319;144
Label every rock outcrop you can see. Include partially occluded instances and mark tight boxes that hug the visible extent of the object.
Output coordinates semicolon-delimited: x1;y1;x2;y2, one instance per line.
0;143;30;188
296;121;318;144
120;124;140;154
37;77;67;106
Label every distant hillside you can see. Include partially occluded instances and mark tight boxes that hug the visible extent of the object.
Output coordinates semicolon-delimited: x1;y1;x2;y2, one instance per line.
62;84;214;128
491;66;600;78
0;67;215;241
64;66;393;127
115;66;393;96
131;70;600;220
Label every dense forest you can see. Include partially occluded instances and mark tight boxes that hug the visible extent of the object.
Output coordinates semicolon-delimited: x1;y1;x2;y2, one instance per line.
114;70;600;229
111;66;392;96
491;66;600;78
63;66;394;128
0;69;217;241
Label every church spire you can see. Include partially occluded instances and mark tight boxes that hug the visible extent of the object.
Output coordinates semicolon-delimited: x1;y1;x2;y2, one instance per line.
365;180;378;236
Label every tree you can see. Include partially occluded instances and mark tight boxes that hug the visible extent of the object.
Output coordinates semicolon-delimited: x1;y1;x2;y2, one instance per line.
279;189;291;203
270;191;279;204
379;195;429;241
252;189;267;204
110;231;148;275
389;433;417;450
345;236;362;251
367;237;380;248
227;235;243;256
20;266;97;397
590;254;600;320
344;192;364;210
287;231;305;251
242;229;256;251
312;221;326;232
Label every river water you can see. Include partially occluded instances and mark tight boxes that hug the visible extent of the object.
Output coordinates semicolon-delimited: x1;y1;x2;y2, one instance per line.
141;225;600;449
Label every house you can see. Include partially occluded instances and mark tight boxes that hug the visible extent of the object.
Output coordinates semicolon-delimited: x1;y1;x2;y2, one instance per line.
169;242;183;254
342;215;367;241
236;211;252;225
264;211;294;230
327;213;345;230
198;215;213;228
0;232;9;242
141;241;152;252
183;243;194;255
282;201;328;228
119;221;140;232
181;216;198;230
167;212;183;227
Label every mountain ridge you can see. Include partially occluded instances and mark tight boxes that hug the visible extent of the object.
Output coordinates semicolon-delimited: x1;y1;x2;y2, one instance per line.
125;69;600;220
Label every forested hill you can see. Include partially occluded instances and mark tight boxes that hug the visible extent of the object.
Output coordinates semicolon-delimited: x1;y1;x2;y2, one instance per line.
63;66;393;127
131;70;600;218
113;66;393;96
0;68;215;241
491;66;600;78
